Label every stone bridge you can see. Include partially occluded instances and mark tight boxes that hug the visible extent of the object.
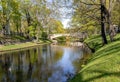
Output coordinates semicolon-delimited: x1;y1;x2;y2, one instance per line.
49;34;70;40
49;33;85;40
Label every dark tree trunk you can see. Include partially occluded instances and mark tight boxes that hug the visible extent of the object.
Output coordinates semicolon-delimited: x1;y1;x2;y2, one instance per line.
5;18;10;35
1;0;11;35
25;9;32;39
100;0;108;44
25;10;31;26
2;25;6;35
118;0;120;33
16;24;19;35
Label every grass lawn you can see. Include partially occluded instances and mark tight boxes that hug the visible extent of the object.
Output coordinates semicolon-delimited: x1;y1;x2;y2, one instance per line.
0;40;51;53
70;34;120;82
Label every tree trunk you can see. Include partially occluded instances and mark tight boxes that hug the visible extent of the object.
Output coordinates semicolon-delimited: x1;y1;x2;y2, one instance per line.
118;0;120;33
16;24;19;35
25;10;31;26
1;0;11;35
100;0;108;44
36;25;40;42
108;0;116;42
2;25;6;35
25;9;31;39
5;19;10;35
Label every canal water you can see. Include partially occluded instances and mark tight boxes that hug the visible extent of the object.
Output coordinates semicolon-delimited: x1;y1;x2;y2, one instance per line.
0;44;87;82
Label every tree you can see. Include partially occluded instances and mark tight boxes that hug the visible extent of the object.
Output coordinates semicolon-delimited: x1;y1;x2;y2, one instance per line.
0;0;67;42
100;0;108;44
112;0;120;32
71;0;119;44
1;0;11;35
47;19;65;34
11;0;22;35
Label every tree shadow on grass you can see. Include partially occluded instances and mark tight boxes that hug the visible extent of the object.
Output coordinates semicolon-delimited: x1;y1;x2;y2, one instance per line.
82;70;120;82
69;73;83;82
88;43;120;62
89;47;120;62
70;70;120;82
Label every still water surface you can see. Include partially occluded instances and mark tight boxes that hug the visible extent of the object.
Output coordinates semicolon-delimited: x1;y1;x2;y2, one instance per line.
0;44;84;82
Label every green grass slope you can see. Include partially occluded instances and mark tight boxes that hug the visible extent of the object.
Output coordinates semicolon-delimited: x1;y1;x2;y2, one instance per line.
70;34;120;82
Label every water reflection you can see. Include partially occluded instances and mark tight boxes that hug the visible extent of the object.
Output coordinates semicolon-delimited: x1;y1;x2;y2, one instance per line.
0;45;83;82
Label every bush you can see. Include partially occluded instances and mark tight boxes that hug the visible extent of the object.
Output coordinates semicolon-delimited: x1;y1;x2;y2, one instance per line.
56;36;66;44
41;32;48;40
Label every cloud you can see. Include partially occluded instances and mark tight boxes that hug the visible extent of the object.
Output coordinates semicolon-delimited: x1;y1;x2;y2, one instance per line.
62;19;70;28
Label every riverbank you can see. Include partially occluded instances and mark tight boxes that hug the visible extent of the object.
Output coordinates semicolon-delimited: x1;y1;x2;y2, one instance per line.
0;40;51;53
70;34;120;82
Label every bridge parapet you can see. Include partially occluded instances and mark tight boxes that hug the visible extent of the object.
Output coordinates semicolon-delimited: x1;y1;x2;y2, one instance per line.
49;34;70;40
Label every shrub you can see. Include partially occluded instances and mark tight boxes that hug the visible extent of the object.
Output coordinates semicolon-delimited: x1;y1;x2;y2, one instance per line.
41;32;48;40
56;36;66;44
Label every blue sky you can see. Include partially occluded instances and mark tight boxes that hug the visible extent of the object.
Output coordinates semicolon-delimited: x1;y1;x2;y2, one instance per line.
47;0;53;3
62;19;71;28
47;0;73;28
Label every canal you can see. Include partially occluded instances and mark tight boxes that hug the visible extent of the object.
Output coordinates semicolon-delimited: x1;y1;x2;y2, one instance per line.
0;44;88;82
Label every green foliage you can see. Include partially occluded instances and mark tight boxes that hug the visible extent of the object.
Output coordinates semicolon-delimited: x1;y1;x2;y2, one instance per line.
112;0;120;25
48;19;65;34
41;32;48;40
71;0;119;42
28;25;36;37
84;35;102;50
0;0;64;41
56;36;66;44
71;0;100;36
0;25;2;30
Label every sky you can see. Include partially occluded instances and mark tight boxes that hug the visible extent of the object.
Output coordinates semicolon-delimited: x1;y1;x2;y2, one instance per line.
47;0;73;28
62;19;71;28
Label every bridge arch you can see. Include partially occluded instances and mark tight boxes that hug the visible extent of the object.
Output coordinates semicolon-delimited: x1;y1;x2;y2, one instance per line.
49;34;70;40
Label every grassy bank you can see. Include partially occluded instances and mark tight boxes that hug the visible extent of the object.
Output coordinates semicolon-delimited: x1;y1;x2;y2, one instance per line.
0;40;51;53
70;34;120;82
